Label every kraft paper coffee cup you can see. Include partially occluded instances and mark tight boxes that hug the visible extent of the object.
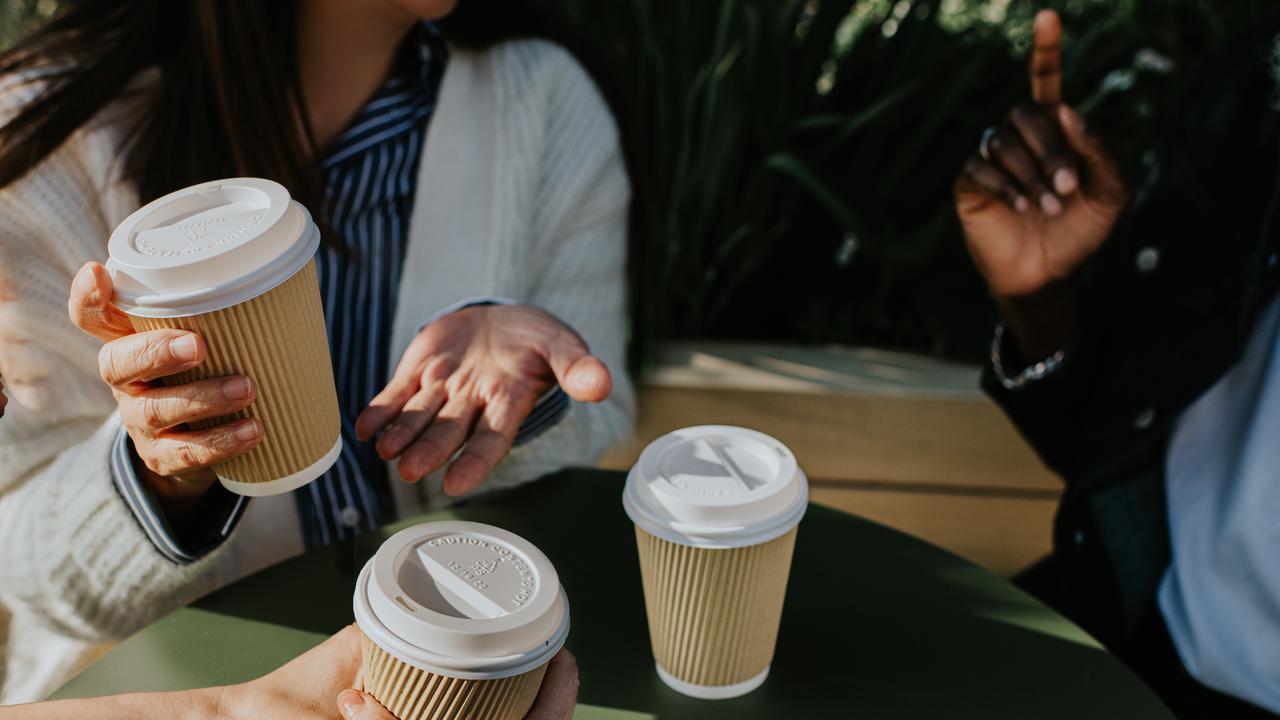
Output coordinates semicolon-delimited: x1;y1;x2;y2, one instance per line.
623;425;808;700
106;178;341;496
353;521;570;720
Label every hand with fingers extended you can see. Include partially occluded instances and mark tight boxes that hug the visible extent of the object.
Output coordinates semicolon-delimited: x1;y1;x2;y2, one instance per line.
955;9;1130;361
356;304;611;496
335;648;580;720
67;261;262;516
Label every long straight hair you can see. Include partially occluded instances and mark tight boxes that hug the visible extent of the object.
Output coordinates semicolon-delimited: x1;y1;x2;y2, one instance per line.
0;0;611;238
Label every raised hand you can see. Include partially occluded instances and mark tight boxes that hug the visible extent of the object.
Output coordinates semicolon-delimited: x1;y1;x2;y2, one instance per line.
954;10;1129;359
68;262;262;514
355;304;611;495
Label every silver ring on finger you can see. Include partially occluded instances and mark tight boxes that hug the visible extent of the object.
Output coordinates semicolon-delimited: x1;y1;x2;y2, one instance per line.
978;126;998;162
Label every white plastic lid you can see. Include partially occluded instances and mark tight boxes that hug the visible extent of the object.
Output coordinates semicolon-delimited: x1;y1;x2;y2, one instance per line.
353;522;570;679
106;178;320;318
622;425;808;549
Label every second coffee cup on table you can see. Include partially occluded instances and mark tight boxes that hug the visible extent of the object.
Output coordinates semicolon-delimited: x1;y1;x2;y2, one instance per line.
353;521;570;720
106;177;341;496
623;425;808;699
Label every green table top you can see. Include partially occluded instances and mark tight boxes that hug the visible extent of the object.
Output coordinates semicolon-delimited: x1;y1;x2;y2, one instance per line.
53;469;1172;718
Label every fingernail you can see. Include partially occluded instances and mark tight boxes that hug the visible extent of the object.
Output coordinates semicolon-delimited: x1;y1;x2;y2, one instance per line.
398;461;421;483
170;335;199;362
1040;193;1063;216
73;265;96;293
222;377;252;401
1014;195;1030;213
1060;105;1084;132
377;425;405;452
357;409;386;440
1053;168;1077;195
234;420;260;441
337;689;365;718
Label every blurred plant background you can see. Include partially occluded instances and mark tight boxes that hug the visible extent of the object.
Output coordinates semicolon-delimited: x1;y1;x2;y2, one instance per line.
0;0;54;49
2;0;1278;365
557;0;1278;365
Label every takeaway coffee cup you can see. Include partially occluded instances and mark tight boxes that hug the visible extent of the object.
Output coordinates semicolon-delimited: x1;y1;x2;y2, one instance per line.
623;425;807;699
106;177;341;496
353;521;570;720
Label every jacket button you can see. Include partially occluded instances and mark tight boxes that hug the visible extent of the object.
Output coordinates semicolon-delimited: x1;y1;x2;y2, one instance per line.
1134;408;1156;430
1135;247;1160;273
1269;252;1278;269
1072;530;1085;546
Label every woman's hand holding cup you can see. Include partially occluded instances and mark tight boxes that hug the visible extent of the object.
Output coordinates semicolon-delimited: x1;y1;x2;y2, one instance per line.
68;262;263;514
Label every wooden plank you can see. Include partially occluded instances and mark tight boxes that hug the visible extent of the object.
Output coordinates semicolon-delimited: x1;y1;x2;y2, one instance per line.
600;385;1060;492
597;342;1063;575
808;482;1058;576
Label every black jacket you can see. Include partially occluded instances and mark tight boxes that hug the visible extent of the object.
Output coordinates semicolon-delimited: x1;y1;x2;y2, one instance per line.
983;23;1280;649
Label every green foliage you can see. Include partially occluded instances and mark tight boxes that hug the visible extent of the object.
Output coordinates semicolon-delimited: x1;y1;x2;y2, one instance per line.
559;0;1279;364
0;0;56;50
1;0;1276;363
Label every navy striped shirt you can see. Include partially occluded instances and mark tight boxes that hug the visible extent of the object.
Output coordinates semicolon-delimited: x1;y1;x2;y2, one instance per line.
113;24;568;562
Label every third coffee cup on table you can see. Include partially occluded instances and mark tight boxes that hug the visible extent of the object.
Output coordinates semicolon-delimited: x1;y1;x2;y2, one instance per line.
353;521;570;720
623;425;807;699
106;177;341;496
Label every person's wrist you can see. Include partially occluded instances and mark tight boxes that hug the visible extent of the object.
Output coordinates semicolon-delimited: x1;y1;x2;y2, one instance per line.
993;280;1079;366
209;680;271;720
156;685;229;720
132;452;217;520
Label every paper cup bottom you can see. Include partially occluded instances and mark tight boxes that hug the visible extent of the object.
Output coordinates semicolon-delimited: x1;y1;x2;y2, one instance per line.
635;526;797;694
656;663;769;699
360;632;547;720
218;436;342;496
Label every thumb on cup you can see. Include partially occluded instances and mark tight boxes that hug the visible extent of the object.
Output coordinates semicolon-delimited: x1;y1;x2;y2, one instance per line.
68;262;135;342
337;689;395;720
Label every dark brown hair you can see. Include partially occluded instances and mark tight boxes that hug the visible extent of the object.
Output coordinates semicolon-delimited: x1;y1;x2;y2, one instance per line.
0;0;605;227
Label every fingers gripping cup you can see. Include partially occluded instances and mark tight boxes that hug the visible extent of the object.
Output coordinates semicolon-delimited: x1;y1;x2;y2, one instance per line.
106;178;341;496
353;522;570;720
623;425;808;700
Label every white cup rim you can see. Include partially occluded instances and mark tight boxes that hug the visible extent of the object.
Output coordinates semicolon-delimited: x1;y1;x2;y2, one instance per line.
107;178;320;318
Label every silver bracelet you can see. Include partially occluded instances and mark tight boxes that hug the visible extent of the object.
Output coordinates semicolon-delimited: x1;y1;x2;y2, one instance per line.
990;323;1066;390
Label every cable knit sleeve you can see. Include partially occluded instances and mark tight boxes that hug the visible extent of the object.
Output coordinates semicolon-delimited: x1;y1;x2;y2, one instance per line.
474;42;635;494
0;82;228;700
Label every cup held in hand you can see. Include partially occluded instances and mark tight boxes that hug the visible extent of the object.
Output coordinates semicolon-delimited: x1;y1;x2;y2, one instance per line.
353;521;570;720
106;178;342;495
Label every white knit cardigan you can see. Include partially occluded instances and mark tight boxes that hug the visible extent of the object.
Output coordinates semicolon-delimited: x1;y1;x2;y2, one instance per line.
0;40;633;702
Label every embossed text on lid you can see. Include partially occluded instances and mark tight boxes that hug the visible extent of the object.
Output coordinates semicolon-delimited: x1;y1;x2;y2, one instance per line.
400;533;539;619
134;204;268;258
355;521;570;679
